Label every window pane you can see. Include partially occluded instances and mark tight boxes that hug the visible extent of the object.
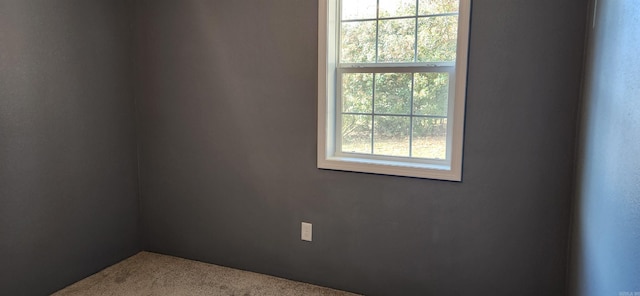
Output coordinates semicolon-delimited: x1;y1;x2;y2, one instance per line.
378;18;415;63
374;116;410;156
341;115;372;153
412;118;447;159
418;0;458;15
341;21;377;63
342;0;377;20
379;0;416;18
374;73;412;115
413;72;449;116
342;73;373;113
417;16;458;62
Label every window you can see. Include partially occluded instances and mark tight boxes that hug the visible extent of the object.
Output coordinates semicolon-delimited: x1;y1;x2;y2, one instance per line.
318;0;470;180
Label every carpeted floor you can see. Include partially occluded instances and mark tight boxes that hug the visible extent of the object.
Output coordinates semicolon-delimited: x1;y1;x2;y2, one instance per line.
52;252;360;296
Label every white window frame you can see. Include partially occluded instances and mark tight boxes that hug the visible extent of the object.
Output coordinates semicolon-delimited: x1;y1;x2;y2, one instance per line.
318;0;471;181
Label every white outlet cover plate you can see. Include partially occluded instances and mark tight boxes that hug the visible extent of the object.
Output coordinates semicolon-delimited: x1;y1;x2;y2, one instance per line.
301;222;312;241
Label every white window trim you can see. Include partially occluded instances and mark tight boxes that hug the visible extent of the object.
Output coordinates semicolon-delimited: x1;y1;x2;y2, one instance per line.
318;0;471;181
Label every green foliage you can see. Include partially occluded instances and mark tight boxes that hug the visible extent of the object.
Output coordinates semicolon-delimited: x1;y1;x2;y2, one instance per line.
343;73;373;113
341;114;372;153
413;118;447;137
375;73;412;114
378;19;415;62
417;16;457;62
341;71;449;143
341;21;376;63
413;72;448;116
340;0;459;63
375;116;410;138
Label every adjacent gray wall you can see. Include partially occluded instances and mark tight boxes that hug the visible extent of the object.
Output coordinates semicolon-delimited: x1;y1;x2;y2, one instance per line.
0;1;139;294
136;1;587;295
570;0;640;295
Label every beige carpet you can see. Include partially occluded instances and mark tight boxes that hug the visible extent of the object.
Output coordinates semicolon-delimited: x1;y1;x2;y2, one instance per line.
53;252;360;296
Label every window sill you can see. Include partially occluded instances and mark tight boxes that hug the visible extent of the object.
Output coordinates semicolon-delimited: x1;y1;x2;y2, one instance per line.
318;156;461;181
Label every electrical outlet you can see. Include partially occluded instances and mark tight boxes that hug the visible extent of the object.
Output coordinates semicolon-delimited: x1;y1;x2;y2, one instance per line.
301;222;312;242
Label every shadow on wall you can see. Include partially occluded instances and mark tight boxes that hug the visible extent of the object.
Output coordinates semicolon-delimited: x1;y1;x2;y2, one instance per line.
570;1;640;295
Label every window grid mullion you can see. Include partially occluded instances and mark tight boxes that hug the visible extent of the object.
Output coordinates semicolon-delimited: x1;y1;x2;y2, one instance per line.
410;0;419;158
338;0;341;64
371;73;376;154
409;72;415;157
337;65;455;74
373;0;379;154
373;1;380;155
342;112;447;119
340;12;459;23
375;0;380;64
414;0;419;63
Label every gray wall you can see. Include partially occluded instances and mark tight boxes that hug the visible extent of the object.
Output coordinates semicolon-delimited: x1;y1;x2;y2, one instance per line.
0;1;140;295
570;0;640;295
136;1;587;295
